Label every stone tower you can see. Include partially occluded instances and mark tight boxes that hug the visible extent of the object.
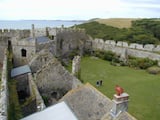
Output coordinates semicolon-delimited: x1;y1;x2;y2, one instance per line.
12;24;37;66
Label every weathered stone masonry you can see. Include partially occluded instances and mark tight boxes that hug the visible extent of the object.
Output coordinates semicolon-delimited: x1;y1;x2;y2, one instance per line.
92;39;160;62
0;29;30;65
0;50;8;120
35;57;82;104
28;73;46;111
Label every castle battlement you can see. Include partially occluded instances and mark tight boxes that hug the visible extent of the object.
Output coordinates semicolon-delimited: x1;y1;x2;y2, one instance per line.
93;38;160;52
92;38;160;62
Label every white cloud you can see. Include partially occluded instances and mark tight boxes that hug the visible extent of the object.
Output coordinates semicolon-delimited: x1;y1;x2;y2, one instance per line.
0;0;159;20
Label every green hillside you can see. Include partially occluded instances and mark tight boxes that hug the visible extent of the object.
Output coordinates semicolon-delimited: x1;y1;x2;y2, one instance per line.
95;18;138;28
77;19;160;45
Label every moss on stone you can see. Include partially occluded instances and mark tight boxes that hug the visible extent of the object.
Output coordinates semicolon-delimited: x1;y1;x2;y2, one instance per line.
8;80;23;120
7;49;23;120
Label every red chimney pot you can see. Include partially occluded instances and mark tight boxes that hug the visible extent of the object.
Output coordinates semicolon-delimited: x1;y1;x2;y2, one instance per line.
115;85;124;96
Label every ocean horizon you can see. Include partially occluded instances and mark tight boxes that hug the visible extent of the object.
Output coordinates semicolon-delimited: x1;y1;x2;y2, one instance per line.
0;20;85;29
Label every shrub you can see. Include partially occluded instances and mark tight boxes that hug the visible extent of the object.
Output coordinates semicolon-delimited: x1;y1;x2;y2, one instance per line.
103;51;115;61
84;49;92;56
147;66;160;74
93;50;118;62
128;57;157;69
42;95;49;106
93;50;157;69
93;50;105;59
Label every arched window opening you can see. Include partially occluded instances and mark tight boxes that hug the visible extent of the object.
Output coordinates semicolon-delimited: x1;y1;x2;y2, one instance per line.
21;49;27;57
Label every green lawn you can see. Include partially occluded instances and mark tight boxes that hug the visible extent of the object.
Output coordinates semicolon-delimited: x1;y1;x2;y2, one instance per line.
79;56;160;120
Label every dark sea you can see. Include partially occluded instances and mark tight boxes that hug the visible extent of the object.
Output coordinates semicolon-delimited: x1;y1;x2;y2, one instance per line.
0;20;85;29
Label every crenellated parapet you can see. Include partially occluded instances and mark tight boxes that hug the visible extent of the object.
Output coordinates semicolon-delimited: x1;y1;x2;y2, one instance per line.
50;27;85;35
92;38;160;52
30;27;86;38
92;38;160;62
0;29;30;38
0;26;85;41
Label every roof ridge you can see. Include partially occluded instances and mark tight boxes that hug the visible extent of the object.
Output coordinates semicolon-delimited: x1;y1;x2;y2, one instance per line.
60;83;112;102
85;83;112;102
60;84;86;100
123;112;137;120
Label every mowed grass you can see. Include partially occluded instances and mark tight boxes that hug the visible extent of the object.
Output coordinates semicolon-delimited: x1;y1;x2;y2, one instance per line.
95;18;139;28
80;56;160;120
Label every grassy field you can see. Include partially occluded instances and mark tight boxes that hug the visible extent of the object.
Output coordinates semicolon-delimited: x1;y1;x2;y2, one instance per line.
78;56;160;120
95;18;139;28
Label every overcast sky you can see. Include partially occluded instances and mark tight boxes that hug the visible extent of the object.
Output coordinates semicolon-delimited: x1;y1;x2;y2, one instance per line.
0;0;160;20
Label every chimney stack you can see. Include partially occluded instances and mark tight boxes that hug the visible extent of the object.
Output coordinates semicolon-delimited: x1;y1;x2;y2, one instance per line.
110;86;129;118
46;27;49;37
32;24;35;39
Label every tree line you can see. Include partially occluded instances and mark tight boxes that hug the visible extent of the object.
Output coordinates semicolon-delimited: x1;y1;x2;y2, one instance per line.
76;19;160;45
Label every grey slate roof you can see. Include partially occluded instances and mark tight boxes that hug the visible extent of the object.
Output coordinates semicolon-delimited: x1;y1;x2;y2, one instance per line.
36;36;50;43
60;83;136;120
27;36;50;43
101;111;136;120
60;83;113;120
11;65;31;78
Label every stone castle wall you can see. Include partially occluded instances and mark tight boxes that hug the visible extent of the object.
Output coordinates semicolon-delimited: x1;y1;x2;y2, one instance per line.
31;28;46;37
35;57;82;99
29;49;54;73
30;27;88;57
55;28;88;57
12;38;36;67
93;39;160;52
92;39;160;61
0;29;30;65
36;41;56;54
0;27;88;65
0;50;8;120
0;29;30;39
31;27;85;37
21;99;37;117
28;73;46;111
0;38;8;64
